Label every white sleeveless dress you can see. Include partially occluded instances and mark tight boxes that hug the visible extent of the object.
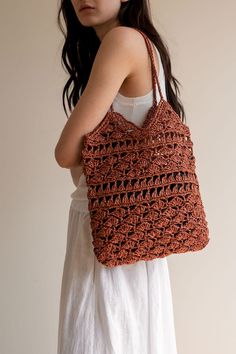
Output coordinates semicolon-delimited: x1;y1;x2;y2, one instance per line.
57;45;178;354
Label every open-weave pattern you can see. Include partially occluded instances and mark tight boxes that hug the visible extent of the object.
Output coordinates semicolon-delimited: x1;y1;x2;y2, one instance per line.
81;28;210;268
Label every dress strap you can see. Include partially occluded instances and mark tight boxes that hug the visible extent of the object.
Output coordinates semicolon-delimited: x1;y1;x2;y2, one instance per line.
109;27;164;112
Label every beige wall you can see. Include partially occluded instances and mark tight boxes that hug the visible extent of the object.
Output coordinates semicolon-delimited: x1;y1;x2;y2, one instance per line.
0;1;235;353
153;1;236;353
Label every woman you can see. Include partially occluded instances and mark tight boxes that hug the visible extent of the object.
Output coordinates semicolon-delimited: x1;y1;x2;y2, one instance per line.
55;1;185;353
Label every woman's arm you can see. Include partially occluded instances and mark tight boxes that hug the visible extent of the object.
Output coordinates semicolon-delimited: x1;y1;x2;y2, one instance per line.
54;26;136;169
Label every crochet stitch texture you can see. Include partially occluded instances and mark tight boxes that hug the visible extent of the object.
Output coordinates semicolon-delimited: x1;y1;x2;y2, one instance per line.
81;28;210;268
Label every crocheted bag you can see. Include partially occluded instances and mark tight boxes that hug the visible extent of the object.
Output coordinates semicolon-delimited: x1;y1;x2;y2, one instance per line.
81;28;210;268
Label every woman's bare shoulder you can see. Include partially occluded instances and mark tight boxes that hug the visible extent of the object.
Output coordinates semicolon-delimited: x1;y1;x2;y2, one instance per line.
102;25;148;50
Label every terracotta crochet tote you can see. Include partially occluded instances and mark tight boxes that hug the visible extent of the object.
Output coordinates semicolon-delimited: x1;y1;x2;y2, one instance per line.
81;28;210;268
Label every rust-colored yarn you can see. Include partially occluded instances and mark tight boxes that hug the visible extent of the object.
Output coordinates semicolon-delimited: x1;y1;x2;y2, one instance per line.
81;28;210;268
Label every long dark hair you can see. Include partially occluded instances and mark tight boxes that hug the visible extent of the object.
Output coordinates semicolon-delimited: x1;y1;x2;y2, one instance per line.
57;0;186;123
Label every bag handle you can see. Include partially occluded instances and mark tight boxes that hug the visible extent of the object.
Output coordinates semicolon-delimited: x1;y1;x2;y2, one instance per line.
110;28;164;112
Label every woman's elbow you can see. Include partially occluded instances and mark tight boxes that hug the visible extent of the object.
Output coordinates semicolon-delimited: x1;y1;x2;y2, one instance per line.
54;145;70;168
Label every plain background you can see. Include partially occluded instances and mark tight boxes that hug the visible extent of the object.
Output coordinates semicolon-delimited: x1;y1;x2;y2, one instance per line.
1;0;235;353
